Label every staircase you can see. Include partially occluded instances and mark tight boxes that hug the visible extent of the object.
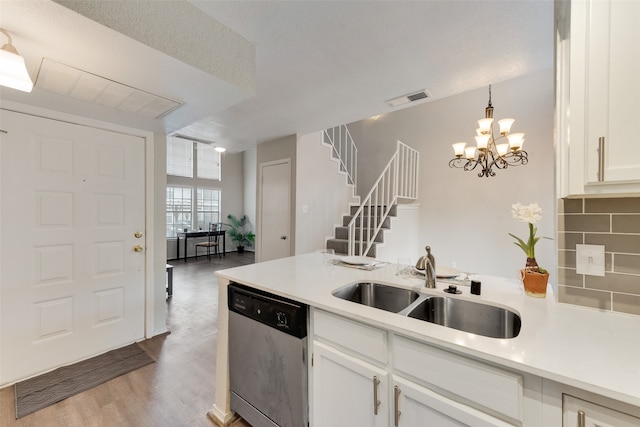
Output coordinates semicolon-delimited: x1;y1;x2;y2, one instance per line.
327;204;397;257
325;137;419;257
323;125;357;187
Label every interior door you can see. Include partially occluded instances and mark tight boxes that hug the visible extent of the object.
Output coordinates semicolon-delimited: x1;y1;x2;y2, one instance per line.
259;159;291;262
0;110;146;384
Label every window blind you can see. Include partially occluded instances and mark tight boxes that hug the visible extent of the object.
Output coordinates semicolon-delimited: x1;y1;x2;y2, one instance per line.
167;137;193;177
196;143;221;180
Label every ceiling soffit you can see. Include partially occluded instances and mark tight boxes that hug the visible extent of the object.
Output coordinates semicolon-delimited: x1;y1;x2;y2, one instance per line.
53;0;255;93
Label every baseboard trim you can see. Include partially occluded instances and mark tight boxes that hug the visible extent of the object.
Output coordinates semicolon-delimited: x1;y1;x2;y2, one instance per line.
207;405;238;426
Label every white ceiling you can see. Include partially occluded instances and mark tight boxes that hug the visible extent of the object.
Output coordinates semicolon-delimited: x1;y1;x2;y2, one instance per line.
0;1;554;153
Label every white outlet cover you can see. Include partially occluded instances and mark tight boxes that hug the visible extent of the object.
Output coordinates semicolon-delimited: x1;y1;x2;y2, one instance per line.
576;244;605;277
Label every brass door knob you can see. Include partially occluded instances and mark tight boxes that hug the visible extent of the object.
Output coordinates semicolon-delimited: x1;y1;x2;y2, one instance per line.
134;231;143;238
133;245;143;252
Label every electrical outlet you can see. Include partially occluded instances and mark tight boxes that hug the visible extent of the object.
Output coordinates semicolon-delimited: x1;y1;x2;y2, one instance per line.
576;244;605;276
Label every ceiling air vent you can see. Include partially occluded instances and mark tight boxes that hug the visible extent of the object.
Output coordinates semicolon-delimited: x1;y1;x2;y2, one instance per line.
35;58;183;119
385;89;431;108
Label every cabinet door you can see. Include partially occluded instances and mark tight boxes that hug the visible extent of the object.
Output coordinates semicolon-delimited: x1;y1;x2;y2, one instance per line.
585;0;640;183
563;395;640;427
393;377;514;427
312;341;389;427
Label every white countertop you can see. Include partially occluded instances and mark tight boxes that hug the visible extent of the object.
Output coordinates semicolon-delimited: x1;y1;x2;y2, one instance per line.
216;252;640;407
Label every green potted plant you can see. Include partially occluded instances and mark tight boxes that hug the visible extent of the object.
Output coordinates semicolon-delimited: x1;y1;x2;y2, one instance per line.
226;214;255;253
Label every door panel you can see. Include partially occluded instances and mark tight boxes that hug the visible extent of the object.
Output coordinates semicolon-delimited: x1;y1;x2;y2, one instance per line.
0;110;145;384
312;341;389;427
259;160;291;262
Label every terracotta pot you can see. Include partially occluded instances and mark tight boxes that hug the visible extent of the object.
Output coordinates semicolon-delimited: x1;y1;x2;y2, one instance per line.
520;269;549;298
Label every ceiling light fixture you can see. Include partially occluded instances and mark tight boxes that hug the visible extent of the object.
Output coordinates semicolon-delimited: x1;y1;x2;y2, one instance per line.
0;28;33;93
449;85;527;177
214;146;226;153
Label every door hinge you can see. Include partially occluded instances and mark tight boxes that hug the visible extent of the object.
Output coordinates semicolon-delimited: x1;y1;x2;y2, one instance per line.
311;353;314;367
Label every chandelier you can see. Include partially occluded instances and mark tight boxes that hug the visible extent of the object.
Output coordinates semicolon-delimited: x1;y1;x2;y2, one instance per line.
449;85;527;177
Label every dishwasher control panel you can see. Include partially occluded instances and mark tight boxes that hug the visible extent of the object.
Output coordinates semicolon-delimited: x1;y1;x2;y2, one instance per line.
228;282;307;338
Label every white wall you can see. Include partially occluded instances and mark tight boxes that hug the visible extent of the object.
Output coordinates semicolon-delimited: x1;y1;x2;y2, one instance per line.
348;70;556;282
375;204;421;264
295;132;360;255
243;146;257;241
152;132;168;335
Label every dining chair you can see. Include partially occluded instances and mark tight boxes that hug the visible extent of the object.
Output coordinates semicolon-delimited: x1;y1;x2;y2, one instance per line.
195;223;221;260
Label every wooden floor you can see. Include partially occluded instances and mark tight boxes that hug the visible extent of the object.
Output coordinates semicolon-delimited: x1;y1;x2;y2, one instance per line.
0;252;255;427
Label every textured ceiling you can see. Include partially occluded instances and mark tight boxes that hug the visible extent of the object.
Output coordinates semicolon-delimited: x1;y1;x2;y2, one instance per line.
0;0;253;135
0;1;554;153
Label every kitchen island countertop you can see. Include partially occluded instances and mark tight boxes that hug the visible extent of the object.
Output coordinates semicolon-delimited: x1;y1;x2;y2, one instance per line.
215;252;640;407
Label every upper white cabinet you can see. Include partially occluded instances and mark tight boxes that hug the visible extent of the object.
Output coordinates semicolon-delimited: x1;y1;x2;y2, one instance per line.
559;0;640;195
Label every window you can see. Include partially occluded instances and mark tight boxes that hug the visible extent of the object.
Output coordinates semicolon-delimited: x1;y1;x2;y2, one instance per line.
166;187;192;237
167;138;193;178
196;188;221;229
197;144;221;180
167;137;221;180
166;137;223;237
166;186;221;237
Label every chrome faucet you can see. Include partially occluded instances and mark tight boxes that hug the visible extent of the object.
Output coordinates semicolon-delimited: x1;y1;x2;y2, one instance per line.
424;246;436;288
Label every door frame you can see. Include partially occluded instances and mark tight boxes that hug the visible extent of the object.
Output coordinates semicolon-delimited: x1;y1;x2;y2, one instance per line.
0;101;164;357
257;158;292;263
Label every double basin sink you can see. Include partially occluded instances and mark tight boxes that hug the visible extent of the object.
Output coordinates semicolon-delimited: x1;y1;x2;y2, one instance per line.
332;282;521;339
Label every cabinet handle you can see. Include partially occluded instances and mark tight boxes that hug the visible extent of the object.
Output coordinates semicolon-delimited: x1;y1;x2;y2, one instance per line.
577;410;585;427
373;376;381;415
598;136;605;182
394;385;402;426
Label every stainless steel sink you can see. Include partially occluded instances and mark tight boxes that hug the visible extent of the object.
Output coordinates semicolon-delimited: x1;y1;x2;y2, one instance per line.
332;282;420;313
407;297;521;339
332;282;521;339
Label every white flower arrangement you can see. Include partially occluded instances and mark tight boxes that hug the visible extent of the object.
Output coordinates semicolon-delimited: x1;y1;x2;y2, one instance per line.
509;202;550;273
511;203;542;224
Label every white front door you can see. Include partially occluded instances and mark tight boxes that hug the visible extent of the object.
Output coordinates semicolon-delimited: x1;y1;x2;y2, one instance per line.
0;110;146;384
259;159;291;262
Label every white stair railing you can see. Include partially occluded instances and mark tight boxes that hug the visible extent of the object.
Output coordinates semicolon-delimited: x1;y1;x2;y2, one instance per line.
323;125;357;187
348;141;419;257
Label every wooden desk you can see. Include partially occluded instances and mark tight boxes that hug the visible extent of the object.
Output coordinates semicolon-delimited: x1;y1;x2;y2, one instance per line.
176;229;226;262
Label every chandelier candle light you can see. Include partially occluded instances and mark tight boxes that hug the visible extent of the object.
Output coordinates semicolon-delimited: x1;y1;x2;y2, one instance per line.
449;85;527;177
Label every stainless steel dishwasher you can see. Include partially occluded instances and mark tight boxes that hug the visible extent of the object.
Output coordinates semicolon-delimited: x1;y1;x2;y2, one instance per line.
228;282;308;427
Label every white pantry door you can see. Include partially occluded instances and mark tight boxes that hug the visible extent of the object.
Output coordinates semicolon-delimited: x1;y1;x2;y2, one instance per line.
259;160;291;262
0;110;146;384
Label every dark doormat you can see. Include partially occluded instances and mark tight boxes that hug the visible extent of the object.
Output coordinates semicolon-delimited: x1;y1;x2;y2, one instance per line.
14;343;154;419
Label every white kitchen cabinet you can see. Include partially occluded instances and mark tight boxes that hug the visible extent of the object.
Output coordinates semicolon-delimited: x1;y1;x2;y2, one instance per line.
393;334;524;424
393;376;513;427
563;394;640;427
561;0;640;195
310;309;534;426
311;341;389;427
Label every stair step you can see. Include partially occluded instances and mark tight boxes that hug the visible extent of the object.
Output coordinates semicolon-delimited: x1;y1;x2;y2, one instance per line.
350;205;397;217
335;226;384;243
343;215;391;229
327;239;377;257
